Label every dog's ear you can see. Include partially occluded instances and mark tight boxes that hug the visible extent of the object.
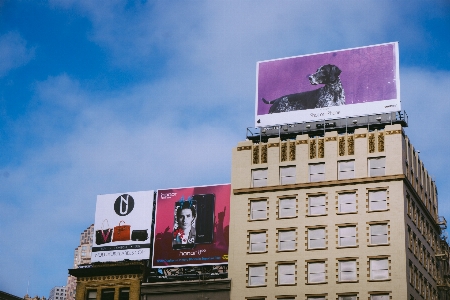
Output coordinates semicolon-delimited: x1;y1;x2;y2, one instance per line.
329;65;341;82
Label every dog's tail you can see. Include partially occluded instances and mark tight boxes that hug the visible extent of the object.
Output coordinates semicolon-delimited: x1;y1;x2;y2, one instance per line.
262;98;274;105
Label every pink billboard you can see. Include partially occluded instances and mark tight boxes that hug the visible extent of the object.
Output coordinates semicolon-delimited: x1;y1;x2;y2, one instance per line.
152;184;230;268
256;42;400;127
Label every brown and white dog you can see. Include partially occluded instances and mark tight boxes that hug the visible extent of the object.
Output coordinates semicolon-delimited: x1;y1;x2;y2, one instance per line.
262;64;345;113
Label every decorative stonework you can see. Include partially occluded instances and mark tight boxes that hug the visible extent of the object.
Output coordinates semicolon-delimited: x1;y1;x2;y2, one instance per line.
310;139;316;159
325;137;337;142
261;144;267;163
252;145;259;164
355;133;366;138
268;143;279;148
339;137;345;156
237;146;251;151
281;142;287;162
378;132;385;152
369;134;375;153
289;140;296;161
348;135;354;155
296;140;308;145
386;130;401;135
318;139;325;158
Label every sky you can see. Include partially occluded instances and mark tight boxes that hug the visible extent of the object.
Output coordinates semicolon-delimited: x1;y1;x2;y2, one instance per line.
1;0;450;296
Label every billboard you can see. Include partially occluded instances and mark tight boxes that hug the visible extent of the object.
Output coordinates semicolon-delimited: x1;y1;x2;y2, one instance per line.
92;190;154;263
152;184;230;268
256;42;400;127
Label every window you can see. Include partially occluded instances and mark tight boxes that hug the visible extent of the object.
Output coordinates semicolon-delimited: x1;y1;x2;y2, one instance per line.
309;195;326;215
252;169;268;187
101;289;115;300
370;258;389;280
338;226;356;247
308;297;325;300
338;193;356;213
278;230;296;251
370;224;388;245
338;160;355;179
338;296;357;300
339;260;357;281
248;265;266;286
249;232;266;253
279;198;296;218
277;263;296;285
308;262;326;283
370;295;389;300
309;163;325;182
369;190;387;211
280;166;296;185
308;228;326;249
250;200;267;220
369;157;386;176
119;289;129;300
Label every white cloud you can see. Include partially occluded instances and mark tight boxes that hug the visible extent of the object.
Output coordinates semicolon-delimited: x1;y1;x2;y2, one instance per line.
0;31;35;77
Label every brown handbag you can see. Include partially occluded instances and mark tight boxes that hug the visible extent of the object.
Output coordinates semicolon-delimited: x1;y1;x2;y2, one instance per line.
112;220;131;242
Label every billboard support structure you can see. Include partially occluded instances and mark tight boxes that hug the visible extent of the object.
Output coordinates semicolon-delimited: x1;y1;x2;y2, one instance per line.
247;111;407;142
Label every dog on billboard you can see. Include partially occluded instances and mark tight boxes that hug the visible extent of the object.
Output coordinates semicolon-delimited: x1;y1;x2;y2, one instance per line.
262;64;345;113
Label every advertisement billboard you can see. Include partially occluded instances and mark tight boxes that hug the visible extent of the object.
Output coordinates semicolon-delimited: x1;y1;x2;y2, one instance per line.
256;42;400;127
152;184;230;268
92;190;154;263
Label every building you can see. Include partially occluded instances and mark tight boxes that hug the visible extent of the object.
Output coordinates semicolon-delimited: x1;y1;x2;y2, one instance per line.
66;224;94;300
229;116;450;300
48;287;65;300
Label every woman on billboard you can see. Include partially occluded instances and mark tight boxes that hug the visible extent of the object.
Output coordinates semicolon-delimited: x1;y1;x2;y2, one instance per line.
172;198;196;249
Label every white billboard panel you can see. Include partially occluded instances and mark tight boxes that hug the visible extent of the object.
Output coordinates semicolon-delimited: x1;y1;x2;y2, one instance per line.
92;190;154;263
256;42;400;127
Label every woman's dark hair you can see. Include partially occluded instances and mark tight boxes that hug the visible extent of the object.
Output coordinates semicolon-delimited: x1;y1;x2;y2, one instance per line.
176;201;196;219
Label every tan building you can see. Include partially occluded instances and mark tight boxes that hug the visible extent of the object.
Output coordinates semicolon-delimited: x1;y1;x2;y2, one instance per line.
67;224;94;300
229;118;450;300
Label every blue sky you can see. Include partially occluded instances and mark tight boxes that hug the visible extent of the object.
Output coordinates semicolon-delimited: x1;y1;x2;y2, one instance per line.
1;0;449;296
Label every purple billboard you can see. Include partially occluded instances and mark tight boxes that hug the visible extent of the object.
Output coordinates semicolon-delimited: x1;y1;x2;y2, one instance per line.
256;42;400;127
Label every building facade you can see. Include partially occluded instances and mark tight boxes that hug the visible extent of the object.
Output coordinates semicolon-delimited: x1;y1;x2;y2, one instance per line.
229;123;449;299
67;224;94;300
48;287;66;300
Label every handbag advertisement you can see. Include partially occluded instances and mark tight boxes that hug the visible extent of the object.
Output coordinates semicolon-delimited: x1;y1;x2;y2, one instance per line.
92;190;154;263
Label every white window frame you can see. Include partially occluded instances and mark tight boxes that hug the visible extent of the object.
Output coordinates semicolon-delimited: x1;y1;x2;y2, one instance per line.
252;169;268;187
369;157;386;177
308;228;326;249
370;295;389;300
250;200;267;220
338;260;357;282
277;263;296;285
338;192;356;213
279;198;296;218
249;232;266;253
370;224;388;245
280;166;296;185
309;195;326;215
248;265;266;286
338;226;356;247
369;190;387;211
278;230;296;251
309;163;325;182
308;261;326;283
370;258;389;280
338;160;355;179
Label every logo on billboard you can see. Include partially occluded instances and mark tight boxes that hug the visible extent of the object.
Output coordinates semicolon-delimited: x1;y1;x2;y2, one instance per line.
114;194;135;216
